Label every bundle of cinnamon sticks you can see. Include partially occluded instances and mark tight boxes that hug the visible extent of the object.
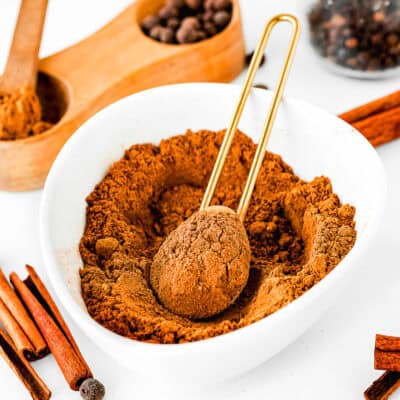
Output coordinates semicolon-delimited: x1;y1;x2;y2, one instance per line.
0;265;102;400
339;90;400;147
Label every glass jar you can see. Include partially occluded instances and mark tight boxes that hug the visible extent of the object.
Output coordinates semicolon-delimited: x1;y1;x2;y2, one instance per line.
304;0;400;78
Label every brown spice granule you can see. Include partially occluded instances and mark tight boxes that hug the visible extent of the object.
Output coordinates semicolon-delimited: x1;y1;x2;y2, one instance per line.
0;85;52;140
79;129;356;344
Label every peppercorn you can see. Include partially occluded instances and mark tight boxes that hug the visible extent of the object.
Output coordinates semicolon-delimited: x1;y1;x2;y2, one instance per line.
167;17;180;30
141;15;160;32
245;51;266;67
79;378;105;400
213;10;230;28
160;27;175;43
167;0;185;6
149;25;163;40
213;0;231;11
181;16;200;30
176;26;198;43
185;0;202;9
159;5;179;20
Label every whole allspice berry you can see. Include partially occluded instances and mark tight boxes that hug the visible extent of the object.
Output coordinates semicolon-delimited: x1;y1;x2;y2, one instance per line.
176;17;201;43
205;0;215;10
150;206;251;320
213;10;231;28
213;0;231;10
167;17;181;30
80;378;105;400
160;27;175;43
141;15;160;32
185;0;202;10
176;26;198;43
149;25;163;40
167;0;185;6
159;4;179;20
181;16;200;30
204;21;217;36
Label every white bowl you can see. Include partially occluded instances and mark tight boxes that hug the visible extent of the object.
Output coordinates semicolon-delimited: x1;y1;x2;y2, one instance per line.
40;83;386;385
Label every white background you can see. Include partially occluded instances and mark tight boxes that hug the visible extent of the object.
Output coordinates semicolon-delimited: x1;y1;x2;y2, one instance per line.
0;1;399;399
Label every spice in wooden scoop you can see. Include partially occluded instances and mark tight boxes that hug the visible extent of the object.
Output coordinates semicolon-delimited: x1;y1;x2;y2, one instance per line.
0;0;52;140
0;85;52;140
151;205;250;319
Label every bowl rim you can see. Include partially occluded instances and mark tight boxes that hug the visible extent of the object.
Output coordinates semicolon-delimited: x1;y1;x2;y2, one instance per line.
40;82;387;356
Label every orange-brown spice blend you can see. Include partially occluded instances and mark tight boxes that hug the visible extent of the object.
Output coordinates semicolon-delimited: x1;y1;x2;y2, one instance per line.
0;85;52;140
79;129;356;344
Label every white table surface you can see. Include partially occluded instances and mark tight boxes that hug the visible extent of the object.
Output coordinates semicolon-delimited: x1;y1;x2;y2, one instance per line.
0;1;399;399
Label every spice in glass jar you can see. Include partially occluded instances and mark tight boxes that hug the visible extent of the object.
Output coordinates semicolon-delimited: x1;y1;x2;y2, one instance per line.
308;0;400;74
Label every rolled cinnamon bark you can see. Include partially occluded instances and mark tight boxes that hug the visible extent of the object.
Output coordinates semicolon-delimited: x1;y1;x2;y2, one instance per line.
340;91;400;124
0;268;47;360
339;90;400;147
24;264;92;375
0;327;51;400
0;298;34;360
11;272;91;390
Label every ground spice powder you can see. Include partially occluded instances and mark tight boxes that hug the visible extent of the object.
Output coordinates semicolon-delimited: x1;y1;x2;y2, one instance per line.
0;85;52;140
80;129;356;344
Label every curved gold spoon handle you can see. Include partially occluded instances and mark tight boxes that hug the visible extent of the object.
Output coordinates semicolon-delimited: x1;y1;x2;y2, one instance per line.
200;14;300;222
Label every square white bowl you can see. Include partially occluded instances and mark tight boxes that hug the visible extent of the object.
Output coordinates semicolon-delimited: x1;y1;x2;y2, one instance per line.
40;83;386;385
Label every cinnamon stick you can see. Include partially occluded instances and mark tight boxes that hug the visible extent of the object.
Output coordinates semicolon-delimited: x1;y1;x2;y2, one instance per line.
375;350;400;373
340;91;400;124
376;335;400;352
10;270;92;390
24;264;92;376
0;268;47;360
364;371;400;400
375;334;400;372
0;327;51;400
339;90;400;147
353;106;400;147
0;298;34;360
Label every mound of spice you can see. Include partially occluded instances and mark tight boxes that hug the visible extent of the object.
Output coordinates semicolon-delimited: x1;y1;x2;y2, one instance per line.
308;0;400;72
0;85;52;141
80;129;356;344
141;0;232;44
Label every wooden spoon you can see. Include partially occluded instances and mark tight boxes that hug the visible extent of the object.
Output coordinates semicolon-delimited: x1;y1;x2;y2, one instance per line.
0;0;48;93
0;0;245;192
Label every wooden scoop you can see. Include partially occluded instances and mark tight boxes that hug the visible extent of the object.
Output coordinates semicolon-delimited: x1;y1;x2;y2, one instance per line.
0;0;48;93
0;0;245;192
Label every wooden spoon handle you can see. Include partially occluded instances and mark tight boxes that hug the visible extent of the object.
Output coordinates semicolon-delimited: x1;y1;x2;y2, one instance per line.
2;0;48;92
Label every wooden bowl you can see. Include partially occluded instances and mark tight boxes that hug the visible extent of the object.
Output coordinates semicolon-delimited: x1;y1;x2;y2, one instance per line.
0;0;245;191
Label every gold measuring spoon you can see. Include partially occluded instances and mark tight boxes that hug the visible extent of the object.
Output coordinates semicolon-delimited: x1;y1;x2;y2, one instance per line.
150;14;300;320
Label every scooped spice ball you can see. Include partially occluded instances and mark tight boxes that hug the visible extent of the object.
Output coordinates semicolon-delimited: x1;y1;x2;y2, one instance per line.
150;205;251;319
141;0;233;44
